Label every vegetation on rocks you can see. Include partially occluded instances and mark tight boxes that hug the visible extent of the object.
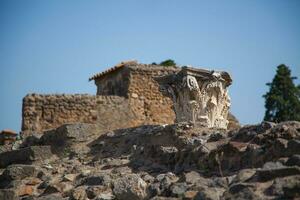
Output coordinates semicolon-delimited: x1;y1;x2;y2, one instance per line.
159;59;176;67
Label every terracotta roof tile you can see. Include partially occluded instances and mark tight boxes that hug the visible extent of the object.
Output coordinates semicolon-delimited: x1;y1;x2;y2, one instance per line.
89;60;138;81
1;129;17;135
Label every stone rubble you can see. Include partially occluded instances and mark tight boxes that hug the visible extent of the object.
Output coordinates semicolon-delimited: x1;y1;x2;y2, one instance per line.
0;121;299;199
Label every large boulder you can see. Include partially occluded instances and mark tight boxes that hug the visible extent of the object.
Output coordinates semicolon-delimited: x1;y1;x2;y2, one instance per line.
39;123;97;155
1;164;37;181
267;175;300;198
0;146;52;168
256;166;300;182
40;123;96;144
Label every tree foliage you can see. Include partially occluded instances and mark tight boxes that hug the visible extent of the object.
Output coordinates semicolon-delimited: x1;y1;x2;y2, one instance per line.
263;64;300;122
159;59;176;67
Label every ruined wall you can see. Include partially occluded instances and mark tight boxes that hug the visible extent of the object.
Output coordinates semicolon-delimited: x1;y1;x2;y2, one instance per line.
127;66;179;125
22;66;180;135
22;94;98;134
22;66;238;135
95;95;140;131
22;94;141;135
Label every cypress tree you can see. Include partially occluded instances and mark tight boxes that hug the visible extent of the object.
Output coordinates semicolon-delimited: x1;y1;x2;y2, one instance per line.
263;64;300;122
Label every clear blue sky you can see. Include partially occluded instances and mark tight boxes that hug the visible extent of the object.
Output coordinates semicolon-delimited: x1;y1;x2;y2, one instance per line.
1;0;300;132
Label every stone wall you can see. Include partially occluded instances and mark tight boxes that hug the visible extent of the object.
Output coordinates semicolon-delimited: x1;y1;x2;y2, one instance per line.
22;65;239;135
127;66;179;125
22;94;142;135
22;94;98;134
21;92;176;135
95;95;140;131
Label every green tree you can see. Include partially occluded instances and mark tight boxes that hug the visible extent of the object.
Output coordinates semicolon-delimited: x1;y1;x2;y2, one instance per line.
263;64;300;122
160;59;176;66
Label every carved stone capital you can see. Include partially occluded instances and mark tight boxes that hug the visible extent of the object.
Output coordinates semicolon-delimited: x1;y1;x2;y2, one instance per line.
156;66;232;129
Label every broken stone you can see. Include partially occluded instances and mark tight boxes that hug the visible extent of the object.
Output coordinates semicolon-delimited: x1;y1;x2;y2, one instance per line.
40;123;96;144
0;146;52;168
1;164;37;180
43;182;73;196
170;182;188;197
183;190;198;199
156;173;179;192
287;140;300;156
207;132;226;142
195;187;224;200
85;186;110;199
286;154;300;167
231;169;256;184
78;173;111;187
71;186;87;200
96;192;115;200
183;171;204;185
141;173;155;183
267;175;300;198
0;189;17;200
113;174;147;200
18;185;34;197
224;183;260;200
63;174;77;182
257;166;300;182
36;194;64;200
26;177;42;185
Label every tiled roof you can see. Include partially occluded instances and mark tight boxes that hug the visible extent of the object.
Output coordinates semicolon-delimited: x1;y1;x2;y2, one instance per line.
0;129;17;135
89;60;138;81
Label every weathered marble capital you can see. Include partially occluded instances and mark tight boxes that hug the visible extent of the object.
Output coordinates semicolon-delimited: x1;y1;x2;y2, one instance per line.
156;66;232;129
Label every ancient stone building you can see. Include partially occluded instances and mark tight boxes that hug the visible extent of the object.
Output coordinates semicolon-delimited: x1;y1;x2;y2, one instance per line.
22;60;237;135
22;61;178;135
89;60;178;124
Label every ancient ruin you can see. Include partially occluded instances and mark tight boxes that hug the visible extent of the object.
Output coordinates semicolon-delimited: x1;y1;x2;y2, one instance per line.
2;61;300;200
22;61;235;135
157;66;232;129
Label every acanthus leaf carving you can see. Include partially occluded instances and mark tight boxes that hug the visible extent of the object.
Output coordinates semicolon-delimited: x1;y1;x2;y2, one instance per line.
156;66;232;129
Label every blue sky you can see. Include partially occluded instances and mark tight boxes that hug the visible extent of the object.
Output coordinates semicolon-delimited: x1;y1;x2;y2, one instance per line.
0;0;300;132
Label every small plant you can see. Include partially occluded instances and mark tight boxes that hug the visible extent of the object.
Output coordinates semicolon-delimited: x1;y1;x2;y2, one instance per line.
159;59;176;67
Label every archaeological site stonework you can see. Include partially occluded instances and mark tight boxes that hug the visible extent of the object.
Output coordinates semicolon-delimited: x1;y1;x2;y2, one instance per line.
8;61;300;200
157;66;232;129
22;95;135;135
22;61;237;135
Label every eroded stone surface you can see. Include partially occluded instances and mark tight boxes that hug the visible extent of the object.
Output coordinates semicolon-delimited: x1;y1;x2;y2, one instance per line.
157;66;232;129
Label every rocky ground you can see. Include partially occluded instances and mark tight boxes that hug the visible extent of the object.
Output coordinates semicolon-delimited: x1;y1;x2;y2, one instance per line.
0;121;300;200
